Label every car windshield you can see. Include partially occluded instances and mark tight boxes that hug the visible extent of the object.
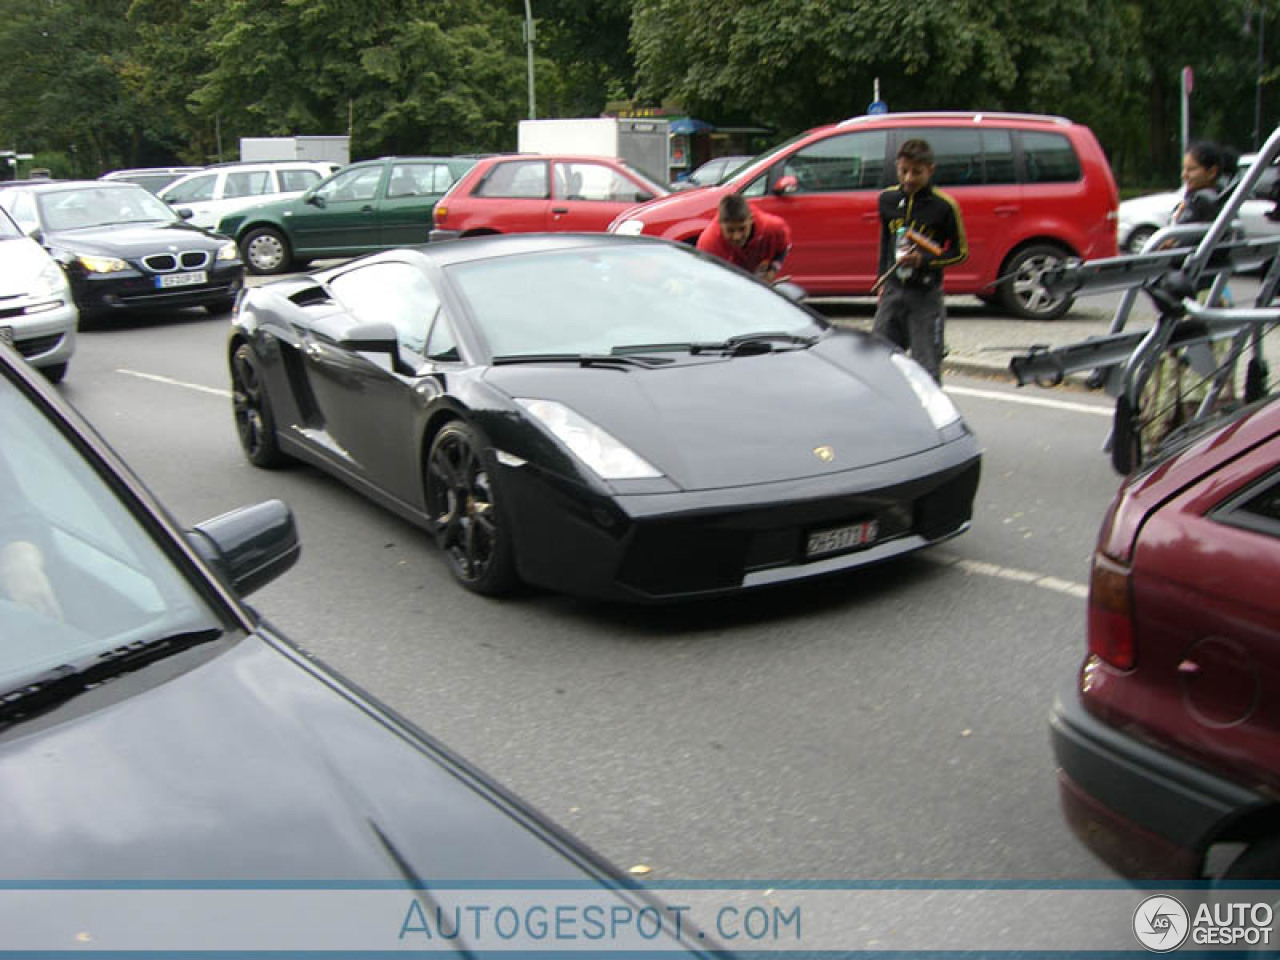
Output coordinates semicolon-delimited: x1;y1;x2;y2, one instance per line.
0;373;226;693
0;208;21;241
446;242;826;359
38;186;178;231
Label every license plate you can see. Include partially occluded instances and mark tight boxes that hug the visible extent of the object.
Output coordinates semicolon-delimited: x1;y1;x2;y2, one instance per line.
806;519;879;558
155;270;207;289
0;326;12;347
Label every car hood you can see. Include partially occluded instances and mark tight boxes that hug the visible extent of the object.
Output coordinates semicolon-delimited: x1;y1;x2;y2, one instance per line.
0;631;609;884
486;336;945;490
48;220;229;255
0;236;60;294
611;188;715;227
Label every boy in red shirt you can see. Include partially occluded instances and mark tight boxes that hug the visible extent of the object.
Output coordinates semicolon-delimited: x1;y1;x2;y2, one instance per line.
696;194;792;282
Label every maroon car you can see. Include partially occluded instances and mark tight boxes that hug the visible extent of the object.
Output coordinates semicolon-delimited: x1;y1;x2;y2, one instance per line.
1052;396;1280;879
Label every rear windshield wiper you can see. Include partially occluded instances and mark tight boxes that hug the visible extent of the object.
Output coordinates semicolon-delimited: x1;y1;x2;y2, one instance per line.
0;627;224;728
491;353;673;368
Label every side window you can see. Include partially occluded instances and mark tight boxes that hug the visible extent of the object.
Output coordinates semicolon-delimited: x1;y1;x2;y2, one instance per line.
1021;131;1082;183
779;131;888;193
387;164;425;199
279;169;323;192
164;174;216;204
983;130;1016;184
1213;469;1280;538
327;261;437;358
315;166;383;203
902;128;983;187
425;312;461;362
556;162;650;202
476;160;549;199
2;191;38;232
224;171;272;198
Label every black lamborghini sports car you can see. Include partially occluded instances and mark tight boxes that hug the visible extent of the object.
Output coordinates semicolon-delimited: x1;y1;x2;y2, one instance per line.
229;234;981;602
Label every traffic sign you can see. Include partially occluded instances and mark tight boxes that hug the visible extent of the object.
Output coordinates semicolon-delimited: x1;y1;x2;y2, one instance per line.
867;100;888;115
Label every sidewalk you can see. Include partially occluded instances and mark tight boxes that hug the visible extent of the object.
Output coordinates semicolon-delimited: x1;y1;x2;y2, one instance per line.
810;286;1280;389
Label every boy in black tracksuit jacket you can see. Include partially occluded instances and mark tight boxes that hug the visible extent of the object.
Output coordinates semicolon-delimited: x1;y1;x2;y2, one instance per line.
873;138;968;382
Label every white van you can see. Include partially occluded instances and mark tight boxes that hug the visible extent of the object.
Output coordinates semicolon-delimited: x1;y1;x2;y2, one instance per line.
159;160;340;231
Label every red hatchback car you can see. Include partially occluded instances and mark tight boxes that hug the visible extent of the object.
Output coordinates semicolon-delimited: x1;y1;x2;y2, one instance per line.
430;154;667;241
609;112;1119;320
1052;397;1280;879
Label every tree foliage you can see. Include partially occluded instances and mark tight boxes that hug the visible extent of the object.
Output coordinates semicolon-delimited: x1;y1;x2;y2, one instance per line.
0;0;1273;186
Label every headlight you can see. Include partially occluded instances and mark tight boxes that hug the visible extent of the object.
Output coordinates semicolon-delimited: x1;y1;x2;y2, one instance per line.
76;254;129;273
28;260;70;299
890;353;961;430
516;398;661;480
612;219;645;237
216;241;239;262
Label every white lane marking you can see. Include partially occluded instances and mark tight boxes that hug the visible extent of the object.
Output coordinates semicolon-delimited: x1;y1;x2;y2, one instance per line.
927;550;1089;599
117;369;231;399
946;384;1112;418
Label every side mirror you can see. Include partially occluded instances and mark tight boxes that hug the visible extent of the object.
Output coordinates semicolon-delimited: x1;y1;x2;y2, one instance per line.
339;320;400;354
175;207;194;221
186;499;299;597
773;175;799;196
635;191;654;203
774;281;806;302
305;193;327;208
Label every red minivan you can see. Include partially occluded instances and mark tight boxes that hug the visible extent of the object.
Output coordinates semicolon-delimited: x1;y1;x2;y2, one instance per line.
1052;397;1280;879
431;154;667;241
609;112;1119;320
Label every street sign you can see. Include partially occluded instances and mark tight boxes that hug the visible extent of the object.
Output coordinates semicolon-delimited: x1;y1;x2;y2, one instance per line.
867;100;888;115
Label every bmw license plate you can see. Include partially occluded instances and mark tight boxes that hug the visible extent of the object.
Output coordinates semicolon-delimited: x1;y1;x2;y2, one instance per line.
155;270;207;289
0;326;12;347
806;519;878;558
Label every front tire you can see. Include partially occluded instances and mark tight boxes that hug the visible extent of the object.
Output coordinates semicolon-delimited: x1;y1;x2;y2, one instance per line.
230;343;289;468
240;227;293;276
424;421;517;596
997;244;1073;320
1125;225;1157;254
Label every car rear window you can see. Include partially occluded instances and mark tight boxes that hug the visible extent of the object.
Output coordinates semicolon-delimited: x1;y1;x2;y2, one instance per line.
1021;131;1082;183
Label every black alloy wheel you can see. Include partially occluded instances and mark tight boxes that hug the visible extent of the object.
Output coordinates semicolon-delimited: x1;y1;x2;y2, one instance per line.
424;421;516;596
231;343;289;468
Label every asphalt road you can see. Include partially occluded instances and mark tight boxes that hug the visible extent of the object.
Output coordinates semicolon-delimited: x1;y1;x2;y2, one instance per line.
57;300;1128;883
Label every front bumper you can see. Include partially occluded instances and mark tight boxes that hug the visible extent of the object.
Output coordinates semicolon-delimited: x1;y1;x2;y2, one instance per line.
69;263;245;317
0;299;77;371
1050;684;1269;878
499;437;981;602
428;229;462;243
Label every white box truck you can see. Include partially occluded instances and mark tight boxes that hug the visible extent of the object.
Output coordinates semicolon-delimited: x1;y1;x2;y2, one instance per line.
239;136;350;166
516;118;669;183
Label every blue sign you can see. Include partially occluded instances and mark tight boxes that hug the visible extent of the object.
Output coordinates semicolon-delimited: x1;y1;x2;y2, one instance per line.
867;100;888;115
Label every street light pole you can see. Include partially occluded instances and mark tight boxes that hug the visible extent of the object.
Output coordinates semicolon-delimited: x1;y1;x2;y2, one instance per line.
523;0;536;121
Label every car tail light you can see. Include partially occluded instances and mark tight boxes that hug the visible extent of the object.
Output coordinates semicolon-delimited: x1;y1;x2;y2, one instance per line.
1087;551;1136;670
434;206;448;226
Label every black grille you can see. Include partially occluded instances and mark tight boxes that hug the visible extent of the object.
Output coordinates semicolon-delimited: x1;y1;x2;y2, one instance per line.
15;333;64;358
142;250;210;272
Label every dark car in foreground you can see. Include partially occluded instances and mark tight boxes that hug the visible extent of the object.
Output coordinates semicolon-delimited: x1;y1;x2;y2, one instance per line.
0;180;243;322
0;342;720;953
217;155;477;275
229;233;981;602
1052;397;1280;879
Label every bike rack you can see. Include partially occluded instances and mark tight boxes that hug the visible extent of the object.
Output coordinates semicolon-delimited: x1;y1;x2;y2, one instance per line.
1008;125;1280;473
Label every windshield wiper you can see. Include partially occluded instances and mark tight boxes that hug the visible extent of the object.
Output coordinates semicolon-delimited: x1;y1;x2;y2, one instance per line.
491;353;673;368
0;627;224;728
691;332;820;356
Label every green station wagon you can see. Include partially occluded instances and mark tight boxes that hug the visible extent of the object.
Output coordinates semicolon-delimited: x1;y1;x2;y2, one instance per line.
216;156;477;275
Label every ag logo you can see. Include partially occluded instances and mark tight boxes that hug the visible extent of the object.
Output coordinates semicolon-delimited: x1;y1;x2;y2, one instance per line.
1133;895;1190;952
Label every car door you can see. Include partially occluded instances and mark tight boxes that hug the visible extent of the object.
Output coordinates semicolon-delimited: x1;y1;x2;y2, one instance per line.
893;125;1015;291
160;172;219;228
743;129;890;293
466;158;551;231
546;160;661;232
377;161;457;247
289;163;387;256
299;259;441;508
